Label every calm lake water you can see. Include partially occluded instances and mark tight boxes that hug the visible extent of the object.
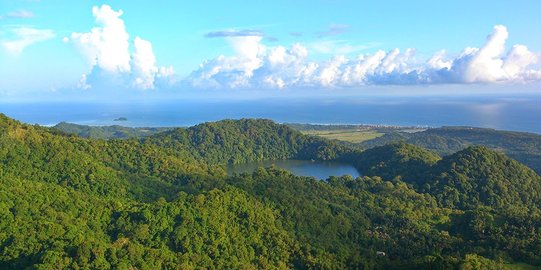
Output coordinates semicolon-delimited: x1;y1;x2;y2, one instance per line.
227;160;360;180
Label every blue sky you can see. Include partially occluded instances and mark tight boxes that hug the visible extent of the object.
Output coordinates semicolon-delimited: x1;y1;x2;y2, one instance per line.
1;0;541;100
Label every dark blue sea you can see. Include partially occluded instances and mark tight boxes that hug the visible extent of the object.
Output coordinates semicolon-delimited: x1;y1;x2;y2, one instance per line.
2;95;540;134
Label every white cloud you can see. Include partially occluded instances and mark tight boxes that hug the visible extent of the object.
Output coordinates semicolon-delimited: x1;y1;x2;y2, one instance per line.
459;24;509;82
503;45;538;78
309;40;378;55
7;10;34;18
158;66;175;78
67;4;173;90
433;25;541;84
187;25;541;89
78;74;91;90
69;5;131;73
227;35;266;71
427;50;452;70
133;37;158;89
318;55;347;86
189;35;266;88
1;26;55;54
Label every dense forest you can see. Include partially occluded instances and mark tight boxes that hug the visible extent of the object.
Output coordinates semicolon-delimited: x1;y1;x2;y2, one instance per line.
360;126;541;174
2;113;541;269
53;122;172;139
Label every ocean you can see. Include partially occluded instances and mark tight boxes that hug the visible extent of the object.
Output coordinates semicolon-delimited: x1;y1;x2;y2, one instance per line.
2;95;541;134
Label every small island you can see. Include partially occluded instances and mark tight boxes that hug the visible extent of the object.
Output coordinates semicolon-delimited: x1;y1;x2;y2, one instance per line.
113;117;128;122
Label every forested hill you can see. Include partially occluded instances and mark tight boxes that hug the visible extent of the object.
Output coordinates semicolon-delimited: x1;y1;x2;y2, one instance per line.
344;142;441;184
144;119;348;164
52;119;348;165
1;116;343;200
53;122;172;139
55;121;541;175
428;146;541;209
360;126;541;174
0;114;222;201
2;113;541;269
352;143;541;210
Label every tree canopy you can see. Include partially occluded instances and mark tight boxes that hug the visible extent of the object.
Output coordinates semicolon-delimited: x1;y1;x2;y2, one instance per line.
1;113;541;269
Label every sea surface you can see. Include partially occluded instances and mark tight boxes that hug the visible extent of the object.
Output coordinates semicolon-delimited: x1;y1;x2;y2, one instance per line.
1;95;541;133
227;159;361;180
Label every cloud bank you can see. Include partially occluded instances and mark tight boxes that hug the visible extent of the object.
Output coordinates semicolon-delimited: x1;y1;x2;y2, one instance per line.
67;5;174;90
64;5;540;92
188;25;541;89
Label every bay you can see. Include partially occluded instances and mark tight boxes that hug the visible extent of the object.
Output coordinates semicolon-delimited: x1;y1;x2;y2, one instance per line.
2;95;540;133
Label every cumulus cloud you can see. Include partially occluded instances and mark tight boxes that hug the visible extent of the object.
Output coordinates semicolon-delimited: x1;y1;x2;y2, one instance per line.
69;5;131;73
309;40;379;55
187;25;541;89
67;4;173;90
132;37;158;88
427;50;452;70
452;25;509;82
503;45;538;77
430;25;541;83
1;26;55;54
190;32;267;88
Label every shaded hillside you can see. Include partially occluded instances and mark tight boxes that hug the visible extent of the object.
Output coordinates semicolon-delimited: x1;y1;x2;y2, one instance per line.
426;146;541;209
361;126;541;174
53;122;172;139
343;142;441;184
345;142;541;211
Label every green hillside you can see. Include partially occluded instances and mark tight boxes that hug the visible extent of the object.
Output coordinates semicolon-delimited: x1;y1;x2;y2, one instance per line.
343;142;441;184
146;119;348;165
361;126;541;174
2;114;541;269
53;122;172;139
426;146;541;209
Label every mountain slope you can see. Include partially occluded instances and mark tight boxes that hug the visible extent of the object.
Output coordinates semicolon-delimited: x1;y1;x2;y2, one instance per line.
344;142;441;184
426;146;541;209
2;114;541;268
0;114;220;201
0;176;297;269
360;126;541;174
145;119;348;165
53;122;172;139
344;141;541;210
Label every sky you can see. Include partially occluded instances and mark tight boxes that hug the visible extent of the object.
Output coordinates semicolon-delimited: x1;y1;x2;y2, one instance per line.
1;0;541;101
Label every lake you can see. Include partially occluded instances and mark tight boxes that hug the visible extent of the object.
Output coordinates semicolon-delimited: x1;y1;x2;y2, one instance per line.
227;159;361;180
